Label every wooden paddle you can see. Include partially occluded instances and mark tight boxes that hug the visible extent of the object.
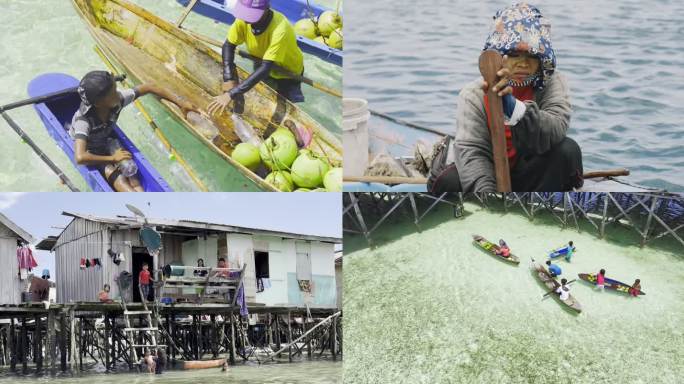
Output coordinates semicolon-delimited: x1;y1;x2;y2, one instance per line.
542;279;576;299
176;0;200;27
479;50;511;192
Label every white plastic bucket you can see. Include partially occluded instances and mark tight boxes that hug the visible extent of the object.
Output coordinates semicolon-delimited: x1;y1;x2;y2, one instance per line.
343;98;370;177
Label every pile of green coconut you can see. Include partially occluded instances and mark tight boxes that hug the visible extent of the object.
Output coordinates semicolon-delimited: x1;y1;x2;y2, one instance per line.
293;10;343;50
232;128;342;192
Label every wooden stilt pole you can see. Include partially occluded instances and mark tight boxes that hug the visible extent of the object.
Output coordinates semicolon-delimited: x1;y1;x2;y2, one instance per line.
274;314;281;358
35;314;43;373
69;308;76;373
48;310;56;374
78;317;83;370
9;318;16;372
229;313;236;364
287;312;292;362
21;317;28;374
104;314;110;372
59;312;67;372
331;316;337;360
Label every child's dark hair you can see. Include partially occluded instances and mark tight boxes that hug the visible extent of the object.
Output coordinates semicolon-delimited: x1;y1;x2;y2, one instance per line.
219;257;226;262
104;284;110;290
142;262;149;267
545;260;551;266
561;278;567;284
569;241;574;246
599;269;605;275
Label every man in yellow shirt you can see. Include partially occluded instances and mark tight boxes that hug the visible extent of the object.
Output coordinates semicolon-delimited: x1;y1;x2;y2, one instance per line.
208;0;305;116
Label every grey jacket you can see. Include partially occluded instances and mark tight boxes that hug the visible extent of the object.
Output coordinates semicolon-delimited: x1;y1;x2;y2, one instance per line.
454;72;572;192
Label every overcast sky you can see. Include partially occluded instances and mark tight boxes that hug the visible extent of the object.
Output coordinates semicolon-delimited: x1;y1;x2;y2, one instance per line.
1;193;341;276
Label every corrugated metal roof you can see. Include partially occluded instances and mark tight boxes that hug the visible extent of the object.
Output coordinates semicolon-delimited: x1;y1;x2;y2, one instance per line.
60;211;341;243
0;212;35;243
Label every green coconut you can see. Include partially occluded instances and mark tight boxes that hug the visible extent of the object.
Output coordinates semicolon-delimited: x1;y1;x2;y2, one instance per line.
259;130;298;170
232;142;261;171
294;18;318;39
323;167;342;191
327;28;342;49
291;149;330;188
313;35;326;45
265;171;294;192
317;11;342;37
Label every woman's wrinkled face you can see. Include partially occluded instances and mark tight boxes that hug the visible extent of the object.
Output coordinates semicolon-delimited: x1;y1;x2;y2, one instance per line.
504;51;540;81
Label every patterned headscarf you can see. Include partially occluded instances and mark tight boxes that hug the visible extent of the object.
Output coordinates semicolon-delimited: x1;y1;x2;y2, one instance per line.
483;3;556;90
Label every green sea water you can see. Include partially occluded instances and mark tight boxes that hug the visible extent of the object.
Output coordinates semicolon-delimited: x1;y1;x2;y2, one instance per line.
0;0;341;191
343;202;684;383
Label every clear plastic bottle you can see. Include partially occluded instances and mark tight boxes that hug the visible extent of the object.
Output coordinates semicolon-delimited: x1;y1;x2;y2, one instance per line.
109;140;138;177
231;113;262;147
187;111;220;140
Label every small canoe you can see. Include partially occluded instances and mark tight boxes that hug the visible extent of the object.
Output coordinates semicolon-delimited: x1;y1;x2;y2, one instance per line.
27;73;172;192
533;261;582;313
472;235;520;264
72;0;342;192
176;0;342;66
578;273;645;295
180;358;226;370
549;245;575;259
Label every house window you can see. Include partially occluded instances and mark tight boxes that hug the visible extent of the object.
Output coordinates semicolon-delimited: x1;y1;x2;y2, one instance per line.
255;251;269;278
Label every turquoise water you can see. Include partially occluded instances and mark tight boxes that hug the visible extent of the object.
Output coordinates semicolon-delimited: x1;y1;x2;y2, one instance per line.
345;0;684;191
0;0;341;191
343;202;684;383
0;360;341;383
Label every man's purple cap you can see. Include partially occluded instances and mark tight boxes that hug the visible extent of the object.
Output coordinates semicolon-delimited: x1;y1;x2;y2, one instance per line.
233;0;270;23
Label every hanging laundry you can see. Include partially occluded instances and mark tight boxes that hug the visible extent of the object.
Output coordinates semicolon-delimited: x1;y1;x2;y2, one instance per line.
19;268;28;280
93;258;102;269
80;258;86;269
16;245;38;271
256;278;264;293
262;278;272;289
236;282;248;317
85;259;91;268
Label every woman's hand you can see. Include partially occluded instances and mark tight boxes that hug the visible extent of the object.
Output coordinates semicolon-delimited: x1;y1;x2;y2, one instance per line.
207;93;233;116
481;55;513;97
112;149;132;163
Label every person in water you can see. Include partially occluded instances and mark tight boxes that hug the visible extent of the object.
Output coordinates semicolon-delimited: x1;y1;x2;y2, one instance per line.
71;71;197;191
546;259;561;277
208;0;305;116
454;3;583;192
596;269;606;291
495;239;511;257
629;279;641;297
555;278;571;301
564;241;575;262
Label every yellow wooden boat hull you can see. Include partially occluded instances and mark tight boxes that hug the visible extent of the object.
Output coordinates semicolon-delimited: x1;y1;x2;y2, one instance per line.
71;0;342;191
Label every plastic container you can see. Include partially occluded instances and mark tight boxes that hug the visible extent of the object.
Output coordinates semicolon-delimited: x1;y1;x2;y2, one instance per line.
343;98;370;177
187;111;220;141
231;113;262;147
109;140;138;177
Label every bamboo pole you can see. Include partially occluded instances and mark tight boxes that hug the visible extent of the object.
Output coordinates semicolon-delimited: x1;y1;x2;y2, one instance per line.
269;311;341;359
176;0;200;27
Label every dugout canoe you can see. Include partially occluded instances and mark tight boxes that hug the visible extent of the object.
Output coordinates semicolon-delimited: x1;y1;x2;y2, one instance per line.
71;0;342;191
472;235;520;264
27;73;172;192
176;0;343;66
577;273;645;295
532;259;582;313
180;358;226;370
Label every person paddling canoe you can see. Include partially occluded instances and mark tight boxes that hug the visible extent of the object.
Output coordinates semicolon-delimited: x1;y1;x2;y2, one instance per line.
70;71;197;192
208;0;306;116
546;260;561;277
453;3;583;192
555;278;572;301
494;239;511;258
629;279;642;297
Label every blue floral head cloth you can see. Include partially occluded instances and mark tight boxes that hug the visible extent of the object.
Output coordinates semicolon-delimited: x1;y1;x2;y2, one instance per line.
483;3;556;90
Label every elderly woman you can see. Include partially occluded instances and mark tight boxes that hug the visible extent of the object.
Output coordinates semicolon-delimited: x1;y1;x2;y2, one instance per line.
454;3;583;192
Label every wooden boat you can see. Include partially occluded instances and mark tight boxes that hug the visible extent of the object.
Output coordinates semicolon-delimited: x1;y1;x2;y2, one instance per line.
532;259;582;313
472;235;520;264
72;0;342;191
180;358;226;370
27;73;172;192
176;0;342;66
577;273;645;295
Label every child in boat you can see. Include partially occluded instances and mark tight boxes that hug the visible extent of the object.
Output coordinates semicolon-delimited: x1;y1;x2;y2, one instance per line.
139;262;154;302
453;3;583;192
564;241;575;262
555;278;571;301
546;260;561;277
596;269;606;291
495;239;511;257
71;71;197;192
629;279;641;297
208;0;306;116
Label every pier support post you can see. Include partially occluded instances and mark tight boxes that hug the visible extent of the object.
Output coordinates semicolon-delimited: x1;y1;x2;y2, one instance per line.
287;312;292;362
211;314;217;358
47;309;56;374
274;314;281;358
69;308;76;373
35;314;43;373
306;316;312;359
59;312;67;372
229;312;236;364
331;316;337;360
104;314;110;372
9;318;16;372
21;317;27;374
78;317;83;370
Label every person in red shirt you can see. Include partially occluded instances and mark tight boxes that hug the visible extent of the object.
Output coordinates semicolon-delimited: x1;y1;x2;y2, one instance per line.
139;263;154;302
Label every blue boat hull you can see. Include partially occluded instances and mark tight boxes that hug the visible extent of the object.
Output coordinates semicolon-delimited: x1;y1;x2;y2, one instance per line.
27;73;172;192
176;0;342;66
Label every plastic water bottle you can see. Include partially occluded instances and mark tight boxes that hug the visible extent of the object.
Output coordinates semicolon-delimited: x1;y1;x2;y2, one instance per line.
187;111;220;140
232;113;262;147
109;140;138;177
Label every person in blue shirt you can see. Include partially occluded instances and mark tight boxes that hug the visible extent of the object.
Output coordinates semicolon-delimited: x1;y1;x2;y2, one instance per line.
546;260;562;277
